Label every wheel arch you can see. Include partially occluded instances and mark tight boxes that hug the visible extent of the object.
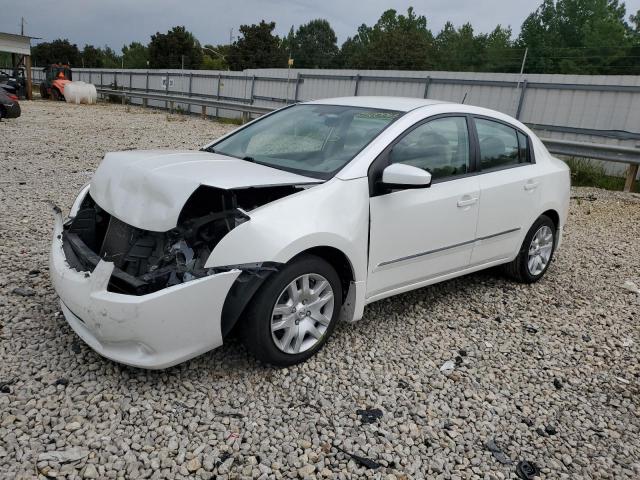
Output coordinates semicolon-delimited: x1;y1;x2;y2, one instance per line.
220;245;357;339
290;246;355;302
541;209;560;230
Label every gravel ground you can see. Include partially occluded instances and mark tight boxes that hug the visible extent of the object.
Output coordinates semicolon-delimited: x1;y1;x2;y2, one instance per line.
1;100;639;480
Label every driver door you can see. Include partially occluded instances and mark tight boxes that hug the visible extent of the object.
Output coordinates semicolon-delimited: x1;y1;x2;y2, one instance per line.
367;115;480;299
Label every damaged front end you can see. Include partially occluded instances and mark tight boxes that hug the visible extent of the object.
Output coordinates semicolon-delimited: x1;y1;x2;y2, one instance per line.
62;184;301;296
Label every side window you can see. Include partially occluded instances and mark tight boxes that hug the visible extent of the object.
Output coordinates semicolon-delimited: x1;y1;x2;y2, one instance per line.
476;118;530;170
389;117;470;180
517;131;531;163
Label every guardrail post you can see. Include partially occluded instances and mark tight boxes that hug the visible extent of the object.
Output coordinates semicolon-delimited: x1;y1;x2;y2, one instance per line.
188;72;193;97
516;80;528;120
143;71;149;107
129;71;132;91
294;73;301;102
423;76;431;98
215;73;221;118
354;74;361;96
624;164;639;192
201;105;206;119
250;75;256;105
165;71;169;111
100;71;103;88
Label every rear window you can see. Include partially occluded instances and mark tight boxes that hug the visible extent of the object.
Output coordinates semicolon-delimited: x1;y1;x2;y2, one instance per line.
475;118;531;170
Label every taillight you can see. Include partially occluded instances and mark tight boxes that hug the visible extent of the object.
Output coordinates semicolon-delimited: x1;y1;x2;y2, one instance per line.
7;93;18;102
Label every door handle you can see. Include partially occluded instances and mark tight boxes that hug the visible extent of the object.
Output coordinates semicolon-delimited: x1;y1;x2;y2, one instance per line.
524;181;539;191
457;196;478;207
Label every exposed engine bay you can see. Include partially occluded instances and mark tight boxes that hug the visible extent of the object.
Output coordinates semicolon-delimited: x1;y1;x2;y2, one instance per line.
62;185;304;295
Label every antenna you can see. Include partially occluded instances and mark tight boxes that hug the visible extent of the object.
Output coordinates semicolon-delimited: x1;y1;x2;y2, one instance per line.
461;92;468;104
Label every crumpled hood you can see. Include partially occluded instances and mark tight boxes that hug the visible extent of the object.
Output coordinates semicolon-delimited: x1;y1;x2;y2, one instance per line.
90;150;321;232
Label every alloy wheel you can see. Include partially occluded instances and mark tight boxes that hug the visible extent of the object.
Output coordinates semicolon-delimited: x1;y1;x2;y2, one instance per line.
270;273;334;354
527;225;554;276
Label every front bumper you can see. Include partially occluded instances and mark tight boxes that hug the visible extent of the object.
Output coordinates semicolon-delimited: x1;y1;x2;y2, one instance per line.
50;208;241;369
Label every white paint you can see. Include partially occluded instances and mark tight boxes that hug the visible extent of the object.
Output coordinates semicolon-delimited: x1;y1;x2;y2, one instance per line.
90;150;320;231
50;210;241;369
52;97;570;368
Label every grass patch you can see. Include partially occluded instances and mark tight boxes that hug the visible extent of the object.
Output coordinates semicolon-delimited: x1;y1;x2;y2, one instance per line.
564;157;636;192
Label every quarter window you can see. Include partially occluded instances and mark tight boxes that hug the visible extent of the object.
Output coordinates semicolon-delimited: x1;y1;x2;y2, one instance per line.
389;117;470;180
475;118;531;170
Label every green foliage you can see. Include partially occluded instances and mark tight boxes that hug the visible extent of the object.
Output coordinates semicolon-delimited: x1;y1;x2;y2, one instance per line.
338;8;435;69
32;39;81;66
148;26;203;69
80;45;102;67
286;19;339;68
25;2;640;75
227;21;287;70
201;44;229;70
122;42;149;68
518;0;638;74
101;47;122;68
564;157;633;191
0;52;12;68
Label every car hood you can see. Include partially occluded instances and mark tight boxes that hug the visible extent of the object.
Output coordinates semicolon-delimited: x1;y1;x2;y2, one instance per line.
90;150;321;232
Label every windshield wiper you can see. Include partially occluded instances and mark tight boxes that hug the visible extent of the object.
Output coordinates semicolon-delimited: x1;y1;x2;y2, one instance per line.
242;156;256;163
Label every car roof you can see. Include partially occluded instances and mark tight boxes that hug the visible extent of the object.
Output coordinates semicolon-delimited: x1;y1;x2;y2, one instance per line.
303;96;448;112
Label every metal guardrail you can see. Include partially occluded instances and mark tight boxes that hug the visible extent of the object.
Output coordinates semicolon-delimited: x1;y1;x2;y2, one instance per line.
542;138;639;192
97;88;273;119
30;80;640;192
541;138;640;165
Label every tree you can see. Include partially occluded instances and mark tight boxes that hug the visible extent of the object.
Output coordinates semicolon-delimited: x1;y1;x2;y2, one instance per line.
122;42;149;68
148;26;203;69
201;44;229;70
288;19;339;68
483;26;520;72
31;39;81;66
518;0;634;74
81;45;103;68
339;8;435;70
227;20;287;70
101;46;122;68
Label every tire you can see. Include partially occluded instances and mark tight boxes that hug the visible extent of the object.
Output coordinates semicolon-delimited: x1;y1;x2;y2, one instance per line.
241;254;342;366
40;84;48;99
503;215;556;283
51;88;60;101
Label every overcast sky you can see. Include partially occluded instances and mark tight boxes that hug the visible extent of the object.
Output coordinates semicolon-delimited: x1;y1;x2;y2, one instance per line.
2;0;640;49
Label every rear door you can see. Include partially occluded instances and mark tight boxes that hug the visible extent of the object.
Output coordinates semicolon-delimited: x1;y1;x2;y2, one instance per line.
470;117;541;265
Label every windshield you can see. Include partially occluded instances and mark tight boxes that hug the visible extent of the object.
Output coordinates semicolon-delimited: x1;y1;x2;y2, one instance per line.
208;104;402;179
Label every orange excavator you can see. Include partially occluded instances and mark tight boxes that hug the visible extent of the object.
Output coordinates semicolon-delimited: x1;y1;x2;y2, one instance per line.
39;64;72;100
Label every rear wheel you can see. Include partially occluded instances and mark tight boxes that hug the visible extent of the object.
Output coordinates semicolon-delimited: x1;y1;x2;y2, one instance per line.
241;254;342;366
51;88;60;101
503;215;556;283
40;84;49;99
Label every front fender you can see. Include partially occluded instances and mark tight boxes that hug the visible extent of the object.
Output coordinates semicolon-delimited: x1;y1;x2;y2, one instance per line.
205;177;370;282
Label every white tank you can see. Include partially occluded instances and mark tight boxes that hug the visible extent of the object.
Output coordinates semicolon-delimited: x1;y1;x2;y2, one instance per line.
64;81;98;105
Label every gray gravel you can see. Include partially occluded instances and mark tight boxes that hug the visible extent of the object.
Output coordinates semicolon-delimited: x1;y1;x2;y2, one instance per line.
1;100;640;479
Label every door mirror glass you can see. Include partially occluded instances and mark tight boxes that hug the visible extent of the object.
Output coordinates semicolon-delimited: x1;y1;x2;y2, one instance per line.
381;163;432;189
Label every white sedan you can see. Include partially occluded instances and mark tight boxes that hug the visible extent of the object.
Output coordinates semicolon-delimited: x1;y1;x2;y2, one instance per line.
50;97;570;368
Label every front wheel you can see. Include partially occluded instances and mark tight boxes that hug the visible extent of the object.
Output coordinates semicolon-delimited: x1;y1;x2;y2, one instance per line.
241;254;342;366
503;215;556;283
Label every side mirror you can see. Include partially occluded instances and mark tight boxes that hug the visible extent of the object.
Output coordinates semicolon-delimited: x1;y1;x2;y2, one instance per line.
380;163;432;190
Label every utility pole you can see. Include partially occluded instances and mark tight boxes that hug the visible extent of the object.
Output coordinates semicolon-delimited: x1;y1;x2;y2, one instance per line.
519;48;528;77
229;28;233;45
21;17;25;35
